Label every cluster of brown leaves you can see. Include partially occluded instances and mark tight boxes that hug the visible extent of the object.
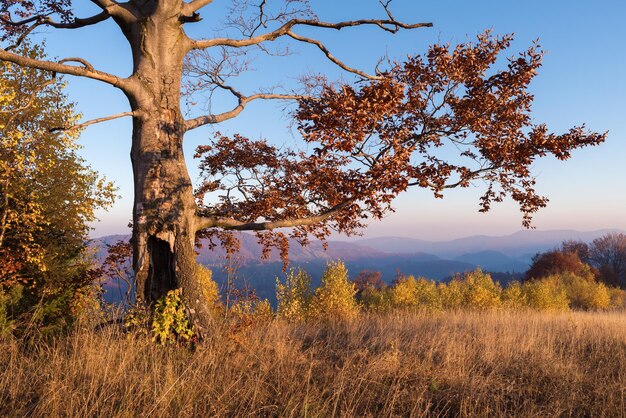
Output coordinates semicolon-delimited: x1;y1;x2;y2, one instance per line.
0;248;26;288
195;32;605;264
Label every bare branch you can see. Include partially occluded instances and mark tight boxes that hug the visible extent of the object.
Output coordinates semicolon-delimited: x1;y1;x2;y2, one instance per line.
0;48;131;91
195;201;352;232
185;92;307;131
47;11;111;29
49;111;135;133
0;10;111;53
88;0;137;23
191;18;432;50
58;57;95;72
183;0;215;15
286;31;381;80
0;10;110;29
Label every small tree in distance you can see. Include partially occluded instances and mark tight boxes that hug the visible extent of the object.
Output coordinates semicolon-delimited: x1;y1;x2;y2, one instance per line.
352;270;385;295
0;1;605;331
526;250;593;281
589;233;626;287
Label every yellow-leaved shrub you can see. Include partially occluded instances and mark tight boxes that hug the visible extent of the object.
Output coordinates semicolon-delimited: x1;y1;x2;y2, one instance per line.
438;279;465;310
152;289;195;346
462;269;502;310
390;276;441;311
276;268;313;321
309;261;358;321
522;277;570;311
501;281;527;309
197;265;222;317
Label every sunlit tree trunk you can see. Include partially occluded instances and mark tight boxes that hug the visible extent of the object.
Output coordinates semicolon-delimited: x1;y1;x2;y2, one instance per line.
124;3;212;333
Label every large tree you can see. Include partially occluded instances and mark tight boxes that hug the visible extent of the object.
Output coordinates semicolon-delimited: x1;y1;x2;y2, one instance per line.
0;1;605;333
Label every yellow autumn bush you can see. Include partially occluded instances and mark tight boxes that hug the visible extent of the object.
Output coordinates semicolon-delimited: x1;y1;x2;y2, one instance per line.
309;261;358;321
276;268;313;321
197;265;222;316
501;281;527;309
522;276;570;311
359;287;392;312
438;279;465;310
390;275;441;311
462;269;502;310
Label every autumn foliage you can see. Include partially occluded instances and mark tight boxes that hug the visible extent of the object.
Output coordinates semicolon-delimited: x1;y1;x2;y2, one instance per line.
0;43;116;334
195;33;605;262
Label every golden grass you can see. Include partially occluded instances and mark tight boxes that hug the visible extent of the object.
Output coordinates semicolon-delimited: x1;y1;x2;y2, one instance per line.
2;311;626;417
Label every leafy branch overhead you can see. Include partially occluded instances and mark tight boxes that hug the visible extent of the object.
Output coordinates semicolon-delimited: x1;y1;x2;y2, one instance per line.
194;33;604;261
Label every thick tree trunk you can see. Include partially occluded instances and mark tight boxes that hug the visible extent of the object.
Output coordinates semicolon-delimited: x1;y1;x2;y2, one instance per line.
124;3;212;334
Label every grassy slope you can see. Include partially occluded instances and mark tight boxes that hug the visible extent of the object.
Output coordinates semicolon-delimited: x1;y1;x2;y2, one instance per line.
2;311;626;417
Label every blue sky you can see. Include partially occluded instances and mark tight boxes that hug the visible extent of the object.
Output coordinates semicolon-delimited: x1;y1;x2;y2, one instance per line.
35;0;626;240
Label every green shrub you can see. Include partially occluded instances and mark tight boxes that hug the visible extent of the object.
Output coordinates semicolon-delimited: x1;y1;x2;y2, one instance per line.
0;285;23;339
70;284;105;328
558;272;611;310
152;289;195;346
360;287;392;312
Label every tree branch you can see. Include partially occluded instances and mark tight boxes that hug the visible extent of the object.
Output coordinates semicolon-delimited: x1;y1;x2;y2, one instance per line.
195;201;352;232
0;11;111;30
183;0;215;15
185;92;307;131
49;111;135;133
0;48;131;91
286;31;381;80
190;18;432;50
88;0;137;23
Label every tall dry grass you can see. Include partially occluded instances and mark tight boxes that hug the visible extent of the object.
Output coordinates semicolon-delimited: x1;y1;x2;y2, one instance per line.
1;311;626;417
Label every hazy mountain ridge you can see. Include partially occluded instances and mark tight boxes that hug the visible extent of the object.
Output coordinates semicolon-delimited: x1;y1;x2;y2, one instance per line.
92;229;622;304
91;229;622;272
355;229;624;258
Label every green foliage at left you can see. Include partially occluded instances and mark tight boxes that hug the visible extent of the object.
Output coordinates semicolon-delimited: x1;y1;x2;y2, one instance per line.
0;43;116;336
152;289;195;346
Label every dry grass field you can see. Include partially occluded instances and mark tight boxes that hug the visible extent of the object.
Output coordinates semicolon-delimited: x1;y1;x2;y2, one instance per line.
2;311;626;417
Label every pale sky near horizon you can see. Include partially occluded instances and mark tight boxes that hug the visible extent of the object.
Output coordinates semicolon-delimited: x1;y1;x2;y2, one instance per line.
29;0;626;241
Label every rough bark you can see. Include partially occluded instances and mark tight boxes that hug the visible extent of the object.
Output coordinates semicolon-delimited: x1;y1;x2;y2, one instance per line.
122;2;212;334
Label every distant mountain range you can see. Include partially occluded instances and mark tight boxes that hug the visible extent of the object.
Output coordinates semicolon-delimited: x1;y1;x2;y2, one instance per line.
92;229;623;304
355;229;623;258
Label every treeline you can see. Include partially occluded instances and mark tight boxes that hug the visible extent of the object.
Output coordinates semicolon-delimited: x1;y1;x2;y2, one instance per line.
527;235;626;287
140;258;626;345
